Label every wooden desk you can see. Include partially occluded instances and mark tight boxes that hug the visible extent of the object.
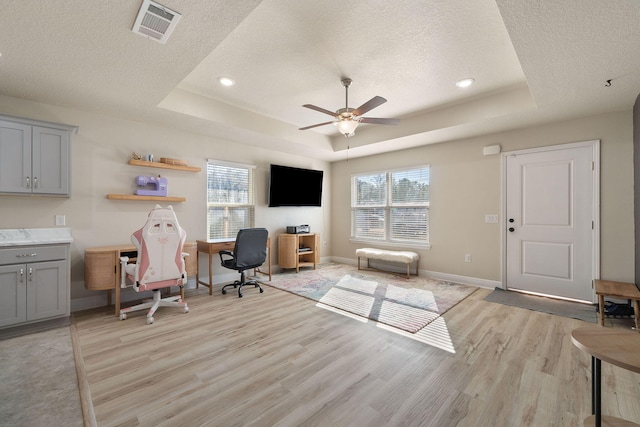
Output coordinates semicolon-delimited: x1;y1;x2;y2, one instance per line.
571;327;640;427
196;237;271;295
84;242;197;316
595;280;640;330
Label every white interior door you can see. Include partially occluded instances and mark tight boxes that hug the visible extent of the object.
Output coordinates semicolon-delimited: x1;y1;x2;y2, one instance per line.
504;141;598;302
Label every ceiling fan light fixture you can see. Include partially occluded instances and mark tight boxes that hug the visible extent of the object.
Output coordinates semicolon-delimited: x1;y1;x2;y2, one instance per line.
335;119;359;137
455;78;475;88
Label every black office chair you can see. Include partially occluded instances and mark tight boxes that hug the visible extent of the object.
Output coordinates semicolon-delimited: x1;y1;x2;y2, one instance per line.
219;228;268;297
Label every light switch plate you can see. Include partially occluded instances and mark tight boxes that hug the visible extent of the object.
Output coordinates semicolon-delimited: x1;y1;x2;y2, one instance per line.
55;215;66;226
485;214;499;223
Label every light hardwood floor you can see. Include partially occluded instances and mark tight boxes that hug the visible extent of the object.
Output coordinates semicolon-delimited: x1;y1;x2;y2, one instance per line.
71;284;640;427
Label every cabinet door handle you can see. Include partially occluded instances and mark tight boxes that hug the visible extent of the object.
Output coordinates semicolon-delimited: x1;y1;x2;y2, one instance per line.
33;177;39;189
20;268;24;283
29;267;33;282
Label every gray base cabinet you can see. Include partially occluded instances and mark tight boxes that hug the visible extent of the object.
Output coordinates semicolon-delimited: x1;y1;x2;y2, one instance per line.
0;244;70;328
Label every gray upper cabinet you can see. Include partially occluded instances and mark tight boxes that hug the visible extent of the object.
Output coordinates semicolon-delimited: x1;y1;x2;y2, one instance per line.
0;116;76;196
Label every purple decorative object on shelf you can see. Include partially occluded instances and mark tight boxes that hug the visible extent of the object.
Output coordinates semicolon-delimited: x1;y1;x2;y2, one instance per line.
135;175;167;196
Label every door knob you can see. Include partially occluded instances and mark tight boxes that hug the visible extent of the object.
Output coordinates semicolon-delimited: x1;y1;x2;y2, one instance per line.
508;227;515;232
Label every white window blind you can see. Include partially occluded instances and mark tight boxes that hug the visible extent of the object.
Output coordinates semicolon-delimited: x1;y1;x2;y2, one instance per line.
207;160;255;239
351;166;429;245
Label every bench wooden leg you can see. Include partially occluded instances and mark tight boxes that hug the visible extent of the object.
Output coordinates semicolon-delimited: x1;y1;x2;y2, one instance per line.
634;299;640;330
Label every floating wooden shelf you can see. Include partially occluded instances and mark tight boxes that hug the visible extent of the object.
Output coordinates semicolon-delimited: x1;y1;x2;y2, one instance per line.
106;194;186;202
128;159;201;172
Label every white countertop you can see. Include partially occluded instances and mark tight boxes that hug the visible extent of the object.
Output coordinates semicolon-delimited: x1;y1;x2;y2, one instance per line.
0;228;73;246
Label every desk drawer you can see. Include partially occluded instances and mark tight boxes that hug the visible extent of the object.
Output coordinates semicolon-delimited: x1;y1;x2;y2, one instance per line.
0;245;68;265
197;240;235;253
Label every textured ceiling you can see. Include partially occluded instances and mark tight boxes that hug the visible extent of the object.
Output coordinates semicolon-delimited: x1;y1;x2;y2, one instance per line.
1;0;639;161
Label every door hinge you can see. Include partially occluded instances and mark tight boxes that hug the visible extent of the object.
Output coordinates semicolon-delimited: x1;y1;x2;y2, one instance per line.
592;221;594;230
592;161;595;171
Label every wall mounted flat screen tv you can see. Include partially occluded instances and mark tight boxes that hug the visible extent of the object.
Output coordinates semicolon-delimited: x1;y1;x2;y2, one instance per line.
268;164;323;207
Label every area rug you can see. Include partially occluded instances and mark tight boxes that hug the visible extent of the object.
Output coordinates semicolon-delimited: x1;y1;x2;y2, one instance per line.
484;287;597;323
265;263;476;333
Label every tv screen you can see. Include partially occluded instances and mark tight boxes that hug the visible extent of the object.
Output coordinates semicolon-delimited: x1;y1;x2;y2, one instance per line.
268;164;323;207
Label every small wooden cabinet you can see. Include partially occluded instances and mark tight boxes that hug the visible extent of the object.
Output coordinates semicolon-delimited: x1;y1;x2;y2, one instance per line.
278;233;319;272
0;244;70;328
0;116;75;196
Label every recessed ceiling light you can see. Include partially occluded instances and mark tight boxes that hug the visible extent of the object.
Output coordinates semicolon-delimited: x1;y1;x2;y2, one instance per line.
455;78;475;88
218;76;235;87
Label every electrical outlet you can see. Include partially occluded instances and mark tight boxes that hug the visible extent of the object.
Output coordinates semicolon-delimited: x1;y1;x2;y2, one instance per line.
465;254;472;263
55;215;66;226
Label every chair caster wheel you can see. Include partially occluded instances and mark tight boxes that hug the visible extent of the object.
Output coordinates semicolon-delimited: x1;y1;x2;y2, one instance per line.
120;313;127;320
238;293;243;298
260;288;264;293
222;289;227;295
184;306;189;313
147;316;154;325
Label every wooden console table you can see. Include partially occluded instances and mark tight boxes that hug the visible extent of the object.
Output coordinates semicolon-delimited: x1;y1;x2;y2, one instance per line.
594;280;640;330
84;241;197;316
196;237;271;295
571;327;640;427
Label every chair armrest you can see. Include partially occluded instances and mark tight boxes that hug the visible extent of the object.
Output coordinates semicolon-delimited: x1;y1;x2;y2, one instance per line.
119;256;129;288
218;250;234;262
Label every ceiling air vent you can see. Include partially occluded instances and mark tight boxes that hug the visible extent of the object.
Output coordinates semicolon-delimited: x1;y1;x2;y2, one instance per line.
132;0;181;44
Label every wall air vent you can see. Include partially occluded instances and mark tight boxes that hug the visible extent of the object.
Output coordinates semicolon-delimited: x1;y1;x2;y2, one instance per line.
132;0;181;44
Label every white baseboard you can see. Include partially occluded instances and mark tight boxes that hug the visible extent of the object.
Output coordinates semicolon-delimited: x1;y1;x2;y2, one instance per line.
421;270;500;289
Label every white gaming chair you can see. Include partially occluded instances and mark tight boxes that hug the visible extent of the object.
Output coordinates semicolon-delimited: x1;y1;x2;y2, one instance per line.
119;205;189;324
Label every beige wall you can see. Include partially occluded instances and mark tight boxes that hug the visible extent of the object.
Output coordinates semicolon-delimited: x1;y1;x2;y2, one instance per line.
0;95;331;309
330;110;634;285
2;93;633;308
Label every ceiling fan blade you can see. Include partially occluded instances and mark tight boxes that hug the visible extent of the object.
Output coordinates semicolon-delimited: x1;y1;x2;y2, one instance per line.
299;121;334;130
359;117;400;125
303;104;337;117
352;96;387;117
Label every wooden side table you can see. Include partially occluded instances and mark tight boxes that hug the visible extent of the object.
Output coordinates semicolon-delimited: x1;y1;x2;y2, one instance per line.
571;327;640;427
594;280;640;330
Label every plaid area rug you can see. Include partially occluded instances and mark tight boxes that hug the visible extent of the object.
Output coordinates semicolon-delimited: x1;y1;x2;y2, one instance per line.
264;263;476;333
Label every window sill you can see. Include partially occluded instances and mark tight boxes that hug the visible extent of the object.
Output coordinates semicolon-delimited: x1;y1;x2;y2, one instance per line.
349;238;431;250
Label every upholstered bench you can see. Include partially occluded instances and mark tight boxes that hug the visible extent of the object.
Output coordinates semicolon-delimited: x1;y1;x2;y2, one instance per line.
356;247;419;278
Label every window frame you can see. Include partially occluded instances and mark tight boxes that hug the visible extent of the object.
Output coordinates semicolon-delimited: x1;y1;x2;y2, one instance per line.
206;159;256;240
351;165;430;249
